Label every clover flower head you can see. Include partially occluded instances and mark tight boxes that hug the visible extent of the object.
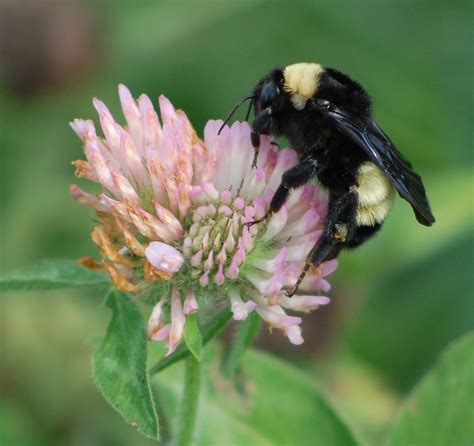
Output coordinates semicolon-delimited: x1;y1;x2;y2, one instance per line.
70;85;337;353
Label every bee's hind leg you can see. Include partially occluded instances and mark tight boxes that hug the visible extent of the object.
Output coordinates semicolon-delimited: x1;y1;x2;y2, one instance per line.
285;233;339;297
286;189;358;297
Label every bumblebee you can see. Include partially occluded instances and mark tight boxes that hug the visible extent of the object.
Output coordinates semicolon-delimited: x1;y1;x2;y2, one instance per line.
222;63;435;296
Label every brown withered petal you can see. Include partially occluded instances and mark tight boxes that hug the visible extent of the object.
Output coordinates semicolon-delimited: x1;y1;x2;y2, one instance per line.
144;259;173;282
114;218;145;257
102;261;141;292
91;225;133;266
72;159;96;180
77;256;104;271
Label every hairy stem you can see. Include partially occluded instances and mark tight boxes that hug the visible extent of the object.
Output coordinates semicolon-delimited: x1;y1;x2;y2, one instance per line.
176;355;202;446
221;312;261;379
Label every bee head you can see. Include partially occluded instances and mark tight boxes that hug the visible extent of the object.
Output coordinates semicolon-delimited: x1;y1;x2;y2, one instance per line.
248;63;373;141
252;68;286;115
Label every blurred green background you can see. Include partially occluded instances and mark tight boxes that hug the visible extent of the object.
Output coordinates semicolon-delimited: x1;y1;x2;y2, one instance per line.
1;1;472;445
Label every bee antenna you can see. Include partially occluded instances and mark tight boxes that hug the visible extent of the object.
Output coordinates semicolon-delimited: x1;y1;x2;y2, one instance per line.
218;96;255;135
244;97;253;122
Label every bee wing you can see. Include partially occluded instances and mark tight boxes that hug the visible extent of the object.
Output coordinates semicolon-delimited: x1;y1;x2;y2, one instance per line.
328;109;435;226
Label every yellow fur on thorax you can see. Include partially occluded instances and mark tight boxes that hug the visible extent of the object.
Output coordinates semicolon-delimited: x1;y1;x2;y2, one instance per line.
283;63;324;110
355;162;395;226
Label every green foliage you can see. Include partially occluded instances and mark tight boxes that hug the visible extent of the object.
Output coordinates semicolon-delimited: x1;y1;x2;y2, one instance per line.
183;313;203;362
347;231;474;390
388;332;474;446
0;259;109;291
155;348;359;446
221;312;261;379
233;350;359;445
94;289;159;440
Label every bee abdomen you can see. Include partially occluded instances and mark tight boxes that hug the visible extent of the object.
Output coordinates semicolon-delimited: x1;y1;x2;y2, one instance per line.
355;161;395;226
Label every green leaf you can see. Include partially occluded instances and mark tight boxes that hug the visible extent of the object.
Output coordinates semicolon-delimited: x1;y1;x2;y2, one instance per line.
149;306;232;375
154;347;358;445
227;349;359;445
388;332;474;446
93;289;159;440
0;259;110;291
183;313;203;362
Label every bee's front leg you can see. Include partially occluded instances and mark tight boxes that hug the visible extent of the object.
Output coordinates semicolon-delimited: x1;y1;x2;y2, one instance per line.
251;131;261;168
251;107;275;168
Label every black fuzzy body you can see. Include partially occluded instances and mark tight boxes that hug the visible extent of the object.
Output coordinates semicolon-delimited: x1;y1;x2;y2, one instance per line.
245;63;434;294
251;66;381;250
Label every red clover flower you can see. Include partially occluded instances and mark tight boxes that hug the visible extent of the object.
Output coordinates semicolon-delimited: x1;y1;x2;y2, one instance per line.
70;85;337;354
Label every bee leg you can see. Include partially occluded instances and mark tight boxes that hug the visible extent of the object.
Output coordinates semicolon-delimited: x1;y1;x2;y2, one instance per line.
251;138;279;168
251;107;274;168
286;190;358;297
286;234;337;297
246;158;319;227
251;131;260;168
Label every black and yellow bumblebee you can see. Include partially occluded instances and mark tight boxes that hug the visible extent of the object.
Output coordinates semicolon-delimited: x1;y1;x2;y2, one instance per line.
221;63;435;296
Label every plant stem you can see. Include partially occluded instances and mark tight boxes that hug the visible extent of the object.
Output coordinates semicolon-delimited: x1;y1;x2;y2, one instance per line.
221;312;261;379
176;355;201;446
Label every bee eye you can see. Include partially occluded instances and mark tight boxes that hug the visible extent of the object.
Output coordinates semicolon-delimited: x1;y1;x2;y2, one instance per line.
261;82;279;108
317;99;331;110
